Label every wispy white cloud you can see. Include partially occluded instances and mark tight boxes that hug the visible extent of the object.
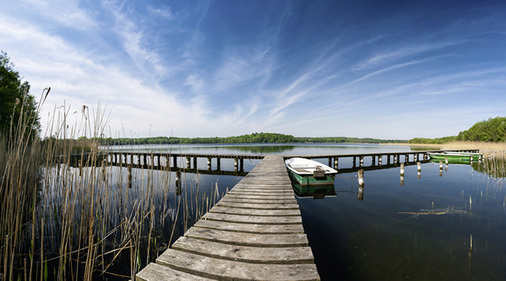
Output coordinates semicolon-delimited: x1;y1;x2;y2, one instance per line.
19;0;96;30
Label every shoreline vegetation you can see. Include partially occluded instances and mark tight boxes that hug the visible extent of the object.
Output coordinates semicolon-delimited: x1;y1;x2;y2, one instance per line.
88;116;505;148
89;133;407;146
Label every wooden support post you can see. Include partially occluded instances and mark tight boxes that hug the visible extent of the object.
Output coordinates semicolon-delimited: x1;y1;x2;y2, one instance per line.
334;157;338;170
176;171;181;195
234;158;238;172
378;155;382;166
357;169;364;201
173;156;177;168
358;169;364;186
353;157;357;168
217;158;221;171
359;156;364;167
128;165;132;189
400;163;405;185
186;157;191;169
417;162;421;179
240;159;244;171
193;157;197;170
414;154;418;162
439;160;444;176
394;155;398;164
372;155;376;166
405;154;410;163
207;157;212;170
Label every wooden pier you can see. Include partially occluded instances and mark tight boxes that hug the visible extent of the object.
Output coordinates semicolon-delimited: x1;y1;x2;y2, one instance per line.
136;155;320;281
103;149;479;174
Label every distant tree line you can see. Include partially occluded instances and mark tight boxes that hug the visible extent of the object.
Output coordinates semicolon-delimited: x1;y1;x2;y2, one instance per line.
92;132;407;146
408;117;506;144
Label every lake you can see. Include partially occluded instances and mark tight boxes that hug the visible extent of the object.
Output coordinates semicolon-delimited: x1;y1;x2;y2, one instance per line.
24;143;505;280
105;143;505;280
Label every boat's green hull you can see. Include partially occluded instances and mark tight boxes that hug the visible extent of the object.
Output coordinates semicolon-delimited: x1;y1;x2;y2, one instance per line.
291;183;336;198
287;169;335;186
429;153;480;162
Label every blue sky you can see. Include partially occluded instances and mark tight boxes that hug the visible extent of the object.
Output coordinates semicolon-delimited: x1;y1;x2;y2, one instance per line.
1;0;505;139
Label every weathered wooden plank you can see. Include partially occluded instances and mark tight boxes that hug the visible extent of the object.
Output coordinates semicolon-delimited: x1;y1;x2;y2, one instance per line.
222;194;295;200
230;188;295;195
216;201;299;210
194;219;305;234
184;227;309;247
135;262;214;281
232;184;294;190
225;191;294;197
219;197;296;204
227;191;295;197
156;249;320;281
210;205;301;216
171;237;314;264
202;212;303;225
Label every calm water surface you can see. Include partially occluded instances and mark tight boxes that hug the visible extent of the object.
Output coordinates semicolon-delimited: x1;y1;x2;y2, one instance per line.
112;144;505;281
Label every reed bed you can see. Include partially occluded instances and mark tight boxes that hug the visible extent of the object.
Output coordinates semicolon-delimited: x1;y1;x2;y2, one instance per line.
0;95;220;280
441;141;506;158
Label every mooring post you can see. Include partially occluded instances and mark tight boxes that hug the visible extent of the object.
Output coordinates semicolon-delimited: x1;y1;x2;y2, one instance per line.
128;165;132;189
357;169;364;200
176;171;181;195
358;169;364;186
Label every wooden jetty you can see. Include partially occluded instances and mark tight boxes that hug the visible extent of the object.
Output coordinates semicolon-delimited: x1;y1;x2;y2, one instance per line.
104;150;479;173
136;155;320;281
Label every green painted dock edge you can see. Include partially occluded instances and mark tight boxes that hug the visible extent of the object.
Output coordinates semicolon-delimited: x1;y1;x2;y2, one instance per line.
136;155;320;281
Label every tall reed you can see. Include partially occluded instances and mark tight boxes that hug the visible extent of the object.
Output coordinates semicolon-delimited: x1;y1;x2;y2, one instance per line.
1;93;220;280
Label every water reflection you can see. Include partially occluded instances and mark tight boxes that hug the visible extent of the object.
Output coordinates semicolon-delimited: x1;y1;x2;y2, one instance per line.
291;182;337;199
298;159;506;281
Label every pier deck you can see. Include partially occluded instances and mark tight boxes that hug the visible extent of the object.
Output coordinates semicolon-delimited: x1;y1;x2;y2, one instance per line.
136;155;320;281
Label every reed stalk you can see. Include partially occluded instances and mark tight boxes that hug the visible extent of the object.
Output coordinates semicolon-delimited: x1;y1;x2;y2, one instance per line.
1;93;222;280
